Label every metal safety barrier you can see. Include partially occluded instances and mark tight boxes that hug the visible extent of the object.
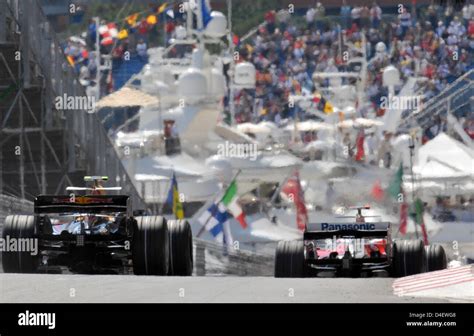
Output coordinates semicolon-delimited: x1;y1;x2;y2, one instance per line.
0;195;275;276
193;238;275;276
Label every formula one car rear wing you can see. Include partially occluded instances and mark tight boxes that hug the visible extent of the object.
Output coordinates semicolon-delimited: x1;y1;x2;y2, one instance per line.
304;222;390;239
65;176;123;193
34;195;131;215
66;187;123;192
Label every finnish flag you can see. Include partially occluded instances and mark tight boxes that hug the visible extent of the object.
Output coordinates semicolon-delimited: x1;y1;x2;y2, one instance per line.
198;202;233;245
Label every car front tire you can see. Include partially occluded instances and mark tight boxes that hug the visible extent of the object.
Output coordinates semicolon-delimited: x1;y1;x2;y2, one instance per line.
393;239;426;277
167;219;193;276
425;244;447;272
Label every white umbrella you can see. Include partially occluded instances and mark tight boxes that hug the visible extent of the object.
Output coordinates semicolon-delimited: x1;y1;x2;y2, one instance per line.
304;140;333;151
284;120;333;132
69;36;87;46
337;118;384;129
95;87;160;109
236;122;273;135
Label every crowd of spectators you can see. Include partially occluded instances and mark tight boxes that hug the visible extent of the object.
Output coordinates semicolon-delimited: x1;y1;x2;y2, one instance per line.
62;8;186;96
63;38;95;86
232;2;473;133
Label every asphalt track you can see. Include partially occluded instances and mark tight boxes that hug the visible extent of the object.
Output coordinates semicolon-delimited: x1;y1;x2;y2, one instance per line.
0;274;447;303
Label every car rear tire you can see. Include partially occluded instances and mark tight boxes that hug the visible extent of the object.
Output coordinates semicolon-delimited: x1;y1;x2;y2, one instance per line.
274;240;304;278
167;219;193;276
393;240;426;277
132;216;169;275
1;215;39;273
425;244;447;272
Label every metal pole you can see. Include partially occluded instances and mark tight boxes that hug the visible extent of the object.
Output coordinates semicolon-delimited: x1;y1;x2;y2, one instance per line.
409;136;419;239
163;9;167;47
227;0;235;126
196;0;204;31
0;0;6;44
95;17;101;101
0;146;3;196
227;0;232;45
19;93;25;199
338;24;342;67
186;0;192;39
358;32;367;111
40;90;46;194
22;1;30;89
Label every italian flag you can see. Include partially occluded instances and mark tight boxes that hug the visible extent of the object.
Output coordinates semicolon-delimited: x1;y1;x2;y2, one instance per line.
222;181;248;229
387;163;403;199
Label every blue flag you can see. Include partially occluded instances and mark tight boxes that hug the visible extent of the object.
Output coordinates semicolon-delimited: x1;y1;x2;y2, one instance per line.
201;0;212;27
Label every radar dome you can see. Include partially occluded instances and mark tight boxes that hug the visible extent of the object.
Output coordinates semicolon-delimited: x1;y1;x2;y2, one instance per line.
177;68;208;102
209;68;227;98
234;62;256;89
383;65;401;86
204;12;227;38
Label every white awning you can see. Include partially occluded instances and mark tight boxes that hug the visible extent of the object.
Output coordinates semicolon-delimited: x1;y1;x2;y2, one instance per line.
95;87;159;109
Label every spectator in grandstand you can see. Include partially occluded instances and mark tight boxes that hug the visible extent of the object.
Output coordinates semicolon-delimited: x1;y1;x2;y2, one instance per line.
360;5;371;30
370;2;382;29
314;2;326;32
436;20;446;37
264;10;276;34
462;4;474;26
306;6;316;30
87;19;97;48
277;9;291;32
399;7;412;38
136;39;148;60
447;16;466;37
340;0;352;29
351;5;362;28
377;132;392;168
444;4;455;26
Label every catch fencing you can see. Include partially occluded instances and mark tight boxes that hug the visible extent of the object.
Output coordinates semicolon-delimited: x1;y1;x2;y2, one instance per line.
0;0;146;208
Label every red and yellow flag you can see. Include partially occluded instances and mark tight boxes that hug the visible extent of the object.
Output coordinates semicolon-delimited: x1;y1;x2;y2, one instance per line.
157;3;168;14
125;13;139;26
